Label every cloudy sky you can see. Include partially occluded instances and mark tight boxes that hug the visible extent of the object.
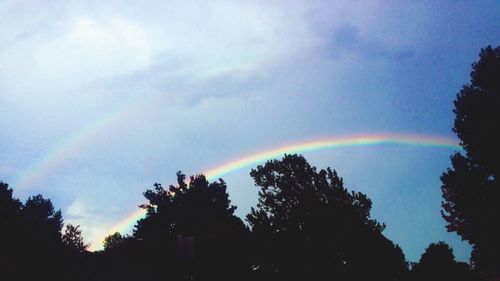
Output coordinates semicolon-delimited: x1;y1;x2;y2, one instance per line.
1;0;499;260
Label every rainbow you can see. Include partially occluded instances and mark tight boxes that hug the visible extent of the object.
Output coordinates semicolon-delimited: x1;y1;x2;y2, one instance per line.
93;133;461;250
12;94;159;193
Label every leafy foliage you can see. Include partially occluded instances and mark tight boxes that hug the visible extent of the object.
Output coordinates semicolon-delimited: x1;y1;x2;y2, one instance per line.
0;182;72;280
247;154;407;281
103;232;129;251
131;172;250;280
441;45;500;273
411;242;474;281
21;194;63;242
0;181;21;217
135;172;242;240
0;182;22;271
63;224;90;252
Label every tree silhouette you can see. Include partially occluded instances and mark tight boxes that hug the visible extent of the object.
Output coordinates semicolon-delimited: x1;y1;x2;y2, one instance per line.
0;181;22;238
103;232;129;251
411;242;474;281
129;172;250;280
0;182;23;278
247;154;407;281
0;181;21;217
61;224;95;281
0;182;96;281
98;231;139;281
21;194;63;246
18;194;65;280
441;45;500;274
63;224;90;253
0;183;79;280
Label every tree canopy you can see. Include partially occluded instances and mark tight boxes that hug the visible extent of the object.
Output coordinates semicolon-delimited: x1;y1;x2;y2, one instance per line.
131;172;250;280
135;172;244;240
441;45;500;274
247;154;407;281
0;182;22;273
410;242;473;281
0;182;92;280
2;146;483;281
62;224;90;253
103;232;129;251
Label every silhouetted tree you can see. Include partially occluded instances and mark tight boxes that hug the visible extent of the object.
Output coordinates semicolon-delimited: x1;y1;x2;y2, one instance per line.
1;182;92;281
63;224;90;253
97;231;138;281
103;232;128;251
21;194;63;245
0;181;21;217
441;45;500;275
17;194;65;280
0;181;22;238
129;172;250;280
247;154;408;281
0;182;23;277
411;242;474;281
60;224;94;281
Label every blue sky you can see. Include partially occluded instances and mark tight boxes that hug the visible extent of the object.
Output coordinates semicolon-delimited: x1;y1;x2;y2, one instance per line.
1;0;499;261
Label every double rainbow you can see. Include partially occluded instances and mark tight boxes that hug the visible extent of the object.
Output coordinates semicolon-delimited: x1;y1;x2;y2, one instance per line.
94;133;461;250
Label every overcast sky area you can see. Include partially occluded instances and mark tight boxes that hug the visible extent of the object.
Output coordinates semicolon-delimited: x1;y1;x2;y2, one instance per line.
1;1;499;261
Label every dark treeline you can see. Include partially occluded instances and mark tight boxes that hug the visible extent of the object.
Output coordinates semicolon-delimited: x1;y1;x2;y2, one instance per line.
1;46;498;281
0;156;474;281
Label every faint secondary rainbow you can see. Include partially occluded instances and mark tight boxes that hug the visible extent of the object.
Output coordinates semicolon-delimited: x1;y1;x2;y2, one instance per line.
95;133;461;250
12;94;160;193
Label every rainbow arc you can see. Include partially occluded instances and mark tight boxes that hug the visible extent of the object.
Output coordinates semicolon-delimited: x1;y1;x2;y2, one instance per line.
93;133;461;250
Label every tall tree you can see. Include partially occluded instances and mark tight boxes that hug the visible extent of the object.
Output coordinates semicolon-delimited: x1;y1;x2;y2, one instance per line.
441;45;500;274
21;194;63;245
0;181;22;239
1;182;82;281
0;181;21;217
62;224;90;253
18;194;65;280
0;182;23;277
247;154;407;281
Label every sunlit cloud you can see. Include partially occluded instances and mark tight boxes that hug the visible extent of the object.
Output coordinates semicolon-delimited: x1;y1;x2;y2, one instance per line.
37;17;152;79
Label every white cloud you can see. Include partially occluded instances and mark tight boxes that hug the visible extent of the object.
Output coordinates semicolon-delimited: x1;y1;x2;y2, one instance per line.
65;198;134;251
34;17;152;84
65;200;102;249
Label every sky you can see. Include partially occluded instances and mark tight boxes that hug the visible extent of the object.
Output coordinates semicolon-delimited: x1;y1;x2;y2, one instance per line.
1;0;499;262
